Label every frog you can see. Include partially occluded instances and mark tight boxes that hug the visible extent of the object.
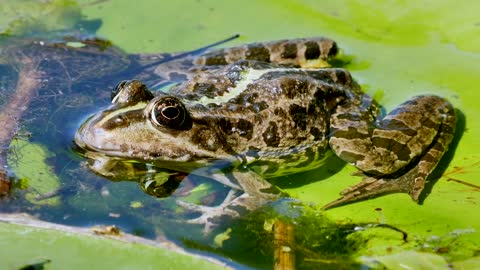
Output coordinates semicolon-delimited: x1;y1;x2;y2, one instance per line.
74;37;456;232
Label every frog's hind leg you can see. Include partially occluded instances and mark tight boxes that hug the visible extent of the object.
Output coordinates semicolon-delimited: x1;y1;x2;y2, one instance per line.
195;37;338;68
325;95;456;209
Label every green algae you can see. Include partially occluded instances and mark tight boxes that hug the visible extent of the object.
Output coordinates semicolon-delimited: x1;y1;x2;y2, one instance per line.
185;201;366;269
0;0;83;36
0;220;229;270
7;139;60;205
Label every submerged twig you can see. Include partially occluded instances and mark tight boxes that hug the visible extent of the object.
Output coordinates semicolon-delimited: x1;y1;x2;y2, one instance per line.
0;55;41;190
273;220;296;270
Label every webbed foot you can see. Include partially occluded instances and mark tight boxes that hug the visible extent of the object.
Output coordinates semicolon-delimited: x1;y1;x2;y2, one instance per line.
325;95;456;210
176;169;284;234
322;170;424;210
176;189;242;234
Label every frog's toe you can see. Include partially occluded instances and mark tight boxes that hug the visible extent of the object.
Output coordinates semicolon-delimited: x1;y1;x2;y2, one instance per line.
176;201;226;233
322;172;424;210
176;189;240;234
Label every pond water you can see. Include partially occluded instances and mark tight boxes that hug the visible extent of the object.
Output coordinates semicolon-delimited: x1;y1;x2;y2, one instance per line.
1;1;479;269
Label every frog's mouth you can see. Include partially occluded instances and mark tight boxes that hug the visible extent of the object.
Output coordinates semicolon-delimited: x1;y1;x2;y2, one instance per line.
74;125;218;175
74;113;123;156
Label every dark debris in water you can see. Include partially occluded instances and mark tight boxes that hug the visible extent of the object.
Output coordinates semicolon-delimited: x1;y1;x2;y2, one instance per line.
0;171;10;197
181;199;406;269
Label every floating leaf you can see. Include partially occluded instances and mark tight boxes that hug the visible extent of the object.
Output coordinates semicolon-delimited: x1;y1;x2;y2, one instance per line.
360;251;450;270
451;257;480;270
0;0;83;36
0;214;229;270
7;139;60;205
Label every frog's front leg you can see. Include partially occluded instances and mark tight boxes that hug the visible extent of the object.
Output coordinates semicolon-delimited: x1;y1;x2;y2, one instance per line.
178;169;284;233
325;95;456;209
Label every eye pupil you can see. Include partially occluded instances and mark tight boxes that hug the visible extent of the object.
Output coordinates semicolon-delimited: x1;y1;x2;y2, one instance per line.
162;106;179;119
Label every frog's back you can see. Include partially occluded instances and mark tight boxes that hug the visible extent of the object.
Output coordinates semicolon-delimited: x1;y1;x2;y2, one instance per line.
172;64;359;178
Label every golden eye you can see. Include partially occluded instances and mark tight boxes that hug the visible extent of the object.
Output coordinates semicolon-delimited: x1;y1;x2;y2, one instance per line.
150;96;191;129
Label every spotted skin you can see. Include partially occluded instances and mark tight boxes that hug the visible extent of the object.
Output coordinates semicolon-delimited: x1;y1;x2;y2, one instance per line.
144;37;337;89
195;37;337;68
325;95;456;209
75;37;457;231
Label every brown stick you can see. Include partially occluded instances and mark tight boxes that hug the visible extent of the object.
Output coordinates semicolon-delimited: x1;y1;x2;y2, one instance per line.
0;170;8;196
0;56;41;190
446;177;480;190
273;220;296;270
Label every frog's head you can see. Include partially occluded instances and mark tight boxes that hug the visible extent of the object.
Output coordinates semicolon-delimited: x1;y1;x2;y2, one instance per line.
74;80;232;171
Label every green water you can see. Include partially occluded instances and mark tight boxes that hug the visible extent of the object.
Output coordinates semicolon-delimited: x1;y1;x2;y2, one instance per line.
1;0;479;269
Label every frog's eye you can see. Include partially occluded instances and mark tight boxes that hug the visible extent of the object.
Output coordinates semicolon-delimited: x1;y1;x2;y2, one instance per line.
150;97;191;129
111;80;154;105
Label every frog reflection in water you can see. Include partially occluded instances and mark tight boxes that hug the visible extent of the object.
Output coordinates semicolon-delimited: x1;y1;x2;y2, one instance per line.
75;37;456;231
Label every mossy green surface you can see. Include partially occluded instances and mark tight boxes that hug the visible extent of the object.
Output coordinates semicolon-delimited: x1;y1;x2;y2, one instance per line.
0;221;228;270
